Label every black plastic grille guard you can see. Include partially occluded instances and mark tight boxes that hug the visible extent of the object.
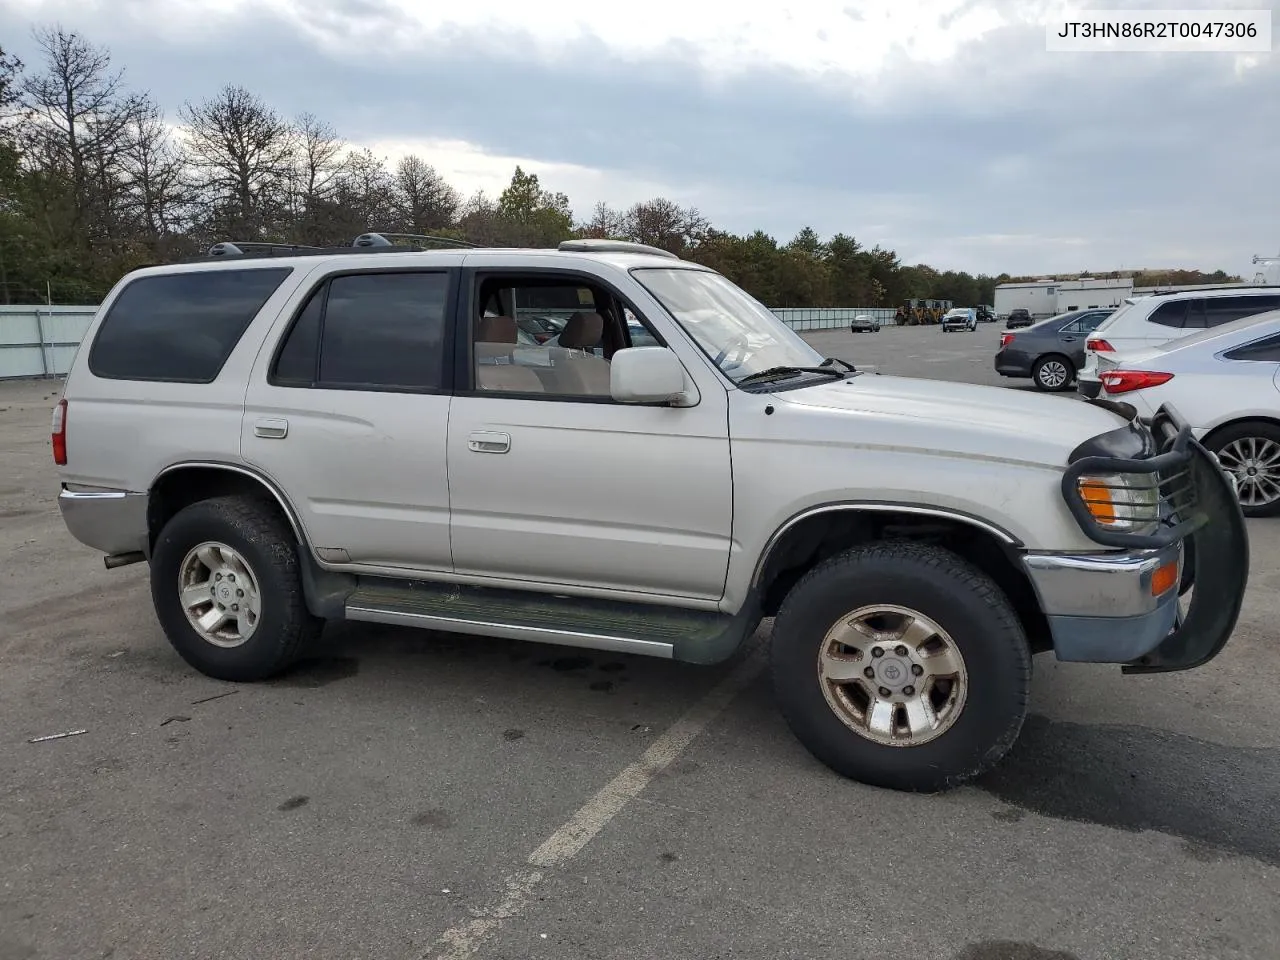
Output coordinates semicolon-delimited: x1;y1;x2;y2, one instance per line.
1060;401;1249;673
1123;420;1250;673
1061;419;1204;550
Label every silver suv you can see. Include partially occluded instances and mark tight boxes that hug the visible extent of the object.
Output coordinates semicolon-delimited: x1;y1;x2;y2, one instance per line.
53;235;1249;793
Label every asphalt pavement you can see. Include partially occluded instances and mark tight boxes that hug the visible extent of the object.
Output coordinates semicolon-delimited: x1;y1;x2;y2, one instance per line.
2;324;1277;960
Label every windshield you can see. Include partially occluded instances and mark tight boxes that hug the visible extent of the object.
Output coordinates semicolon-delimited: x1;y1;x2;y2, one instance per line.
1153;308;1280;353
632;267;824;382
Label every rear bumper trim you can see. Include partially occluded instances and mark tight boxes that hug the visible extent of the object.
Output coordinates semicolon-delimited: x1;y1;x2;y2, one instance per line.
58;486;149;558
1077;377;1103;398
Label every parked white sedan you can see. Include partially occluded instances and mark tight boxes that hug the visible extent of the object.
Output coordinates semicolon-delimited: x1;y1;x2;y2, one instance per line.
1096;309;1280;516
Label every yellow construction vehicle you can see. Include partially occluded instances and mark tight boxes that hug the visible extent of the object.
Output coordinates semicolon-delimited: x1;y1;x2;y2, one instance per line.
899;299;954;325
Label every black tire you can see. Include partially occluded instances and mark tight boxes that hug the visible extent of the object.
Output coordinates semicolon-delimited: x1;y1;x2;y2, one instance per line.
150;495;322;681
1203;420;1280;518
770;541;1031;792
1032;354;1074;392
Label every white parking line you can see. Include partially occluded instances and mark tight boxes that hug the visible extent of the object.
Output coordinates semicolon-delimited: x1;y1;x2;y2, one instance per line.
417;645;766;960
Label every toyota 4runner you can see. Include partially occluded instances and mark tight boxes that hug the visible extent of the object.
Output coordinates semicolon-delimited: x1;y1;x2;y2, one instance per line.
53;235;1250;792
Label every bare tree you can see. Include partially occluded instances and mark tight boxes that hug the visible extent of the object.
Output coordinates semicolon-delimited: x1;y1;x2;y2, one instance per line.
19;26;144;243
0;45;21;117
457;189;505;245
622;197;709;254
334;147;396;235
392;154;459;232
578;201;625;239
120;96;192;255
180;83;297;238
287;111;345;241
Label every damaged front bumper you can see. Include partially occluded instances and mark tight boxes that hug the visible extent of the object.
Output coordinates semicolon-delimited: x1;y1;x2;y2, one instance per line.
1023;402;1249;672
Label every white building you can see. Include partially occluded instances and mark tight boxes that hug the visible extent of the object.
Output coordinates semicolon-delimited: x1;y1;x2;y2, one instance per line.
994;277;1135;320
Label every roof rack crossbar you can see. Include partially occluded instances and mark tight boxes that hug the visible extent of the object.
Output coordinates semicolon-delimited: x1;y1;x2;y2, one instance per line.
207;241;326;257
354;232;480;250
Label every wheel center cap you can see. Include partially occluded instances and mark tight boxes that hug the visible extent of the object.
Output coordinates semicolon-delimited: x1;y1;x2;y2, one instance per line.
215;583;234;603
1247;466;1258;477
874;657;911;690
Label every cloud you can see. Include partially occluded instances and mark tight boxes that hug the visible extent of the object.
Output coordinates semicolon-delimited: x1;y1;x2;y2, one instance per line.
1;0;1276;275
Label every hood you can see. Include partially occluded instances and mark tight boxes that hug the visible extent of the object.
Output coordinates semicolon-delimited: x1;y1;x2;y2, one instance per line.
770;374;1134;469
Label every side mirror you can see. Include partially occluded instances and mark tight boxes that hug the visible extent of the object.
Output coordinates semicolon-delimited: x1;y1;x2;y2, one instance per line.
610;347;694;405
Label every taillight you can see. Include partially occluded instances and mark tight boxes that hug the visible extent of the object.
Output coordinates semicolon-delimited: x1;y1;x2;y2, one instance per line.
1000;333;1015;348
51;398;67;465
1087;338;1115;352
1099;370;1174;394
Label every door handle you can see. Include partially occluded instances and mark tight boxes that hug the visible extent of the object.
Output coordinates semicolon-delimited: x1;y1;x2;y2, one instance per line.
255;417;289;439
468;431;511;454
1061;337;1077;342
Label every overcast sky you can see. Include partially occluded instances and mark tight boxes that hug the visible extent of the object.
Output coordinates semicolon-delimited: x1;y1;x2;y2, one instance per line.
2;0;1276;276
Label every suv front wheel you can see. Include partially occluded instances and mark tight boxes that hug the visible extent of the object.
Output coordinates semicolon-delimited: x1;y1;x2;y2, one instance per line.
770;541;1031;792
150;496;322;681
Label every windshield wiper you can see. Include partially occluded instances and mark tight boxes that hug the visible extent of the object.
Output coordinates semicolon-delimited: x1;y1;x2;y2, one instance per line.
737;365;848;386
820;357;857;373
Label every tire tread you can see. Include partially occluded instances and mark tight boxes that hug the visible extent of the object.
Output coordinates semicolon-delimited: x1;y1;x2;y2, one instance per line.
770;540;1031;791
151;495;321;681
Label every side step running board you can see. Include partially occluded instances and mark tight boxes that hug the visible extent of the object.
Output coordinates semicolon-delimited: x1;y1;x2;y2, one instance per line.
344;579;743;662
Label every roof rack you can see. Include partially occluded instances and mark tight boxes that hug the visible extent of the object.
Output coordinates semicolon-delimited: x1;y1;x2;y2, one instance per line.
354;232;480;250
557;238;679;260
208;241;327;257
191;233;480;263
1145;283;1279;297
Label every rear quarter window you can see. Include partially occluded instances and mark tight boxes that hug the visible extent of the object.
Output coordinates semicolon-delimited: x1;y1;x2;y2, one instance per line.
88;267;292;382
1146;300;1192;328
1204;294;1280;327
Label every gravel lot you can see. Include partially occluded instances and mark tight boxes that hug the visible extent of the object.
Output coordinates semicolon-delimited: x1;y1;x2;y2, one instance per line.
3;324;1278;960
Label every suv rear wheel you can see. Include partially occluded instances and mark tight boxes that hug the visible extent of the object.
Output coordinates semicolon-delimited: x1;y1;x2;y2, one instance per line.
150;496;322;681
770;541;1031;792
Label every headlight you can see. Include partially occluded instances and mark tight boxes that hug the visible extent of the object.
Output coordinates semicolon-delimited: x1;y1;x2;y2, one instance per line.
1076;473;1161;531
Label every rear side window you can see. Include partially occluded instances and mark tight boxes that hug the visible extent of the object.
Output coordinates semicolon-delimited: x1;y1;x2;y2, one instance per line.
1224;332;1280;362
1147;300;1192;328
89;268;291;382
1204;295;1280;328
269;270;450;391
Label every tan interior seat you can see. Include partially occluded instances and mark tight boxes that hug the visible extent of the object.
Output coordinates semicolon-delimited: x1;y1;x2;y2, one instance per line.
474;316;545;393
546;312;613;396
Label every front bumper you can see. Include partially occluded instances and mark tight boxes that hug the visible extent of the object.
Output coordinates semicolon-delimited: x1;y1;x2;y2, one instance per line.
1022;543;1182;662
1030;403;1249;672
58;486;149;557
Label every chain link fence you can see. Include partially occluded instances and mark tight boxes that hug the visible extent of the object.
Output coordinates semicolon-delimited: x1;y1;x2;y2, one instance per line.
772;307;898;331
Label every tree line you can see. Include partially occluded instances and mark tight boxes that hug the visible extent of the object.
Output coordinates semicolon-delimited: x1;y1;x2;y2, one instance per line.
0;27;1238;307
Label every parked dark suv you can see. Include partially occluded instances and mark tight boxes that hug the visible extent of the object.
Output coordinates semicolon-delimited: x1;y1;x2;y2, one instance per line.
1005;308;1033;329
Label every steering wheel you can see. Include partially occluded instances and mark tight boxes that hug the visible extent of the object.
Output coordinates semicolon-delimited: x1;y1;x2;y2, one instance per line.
713;335;750;370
